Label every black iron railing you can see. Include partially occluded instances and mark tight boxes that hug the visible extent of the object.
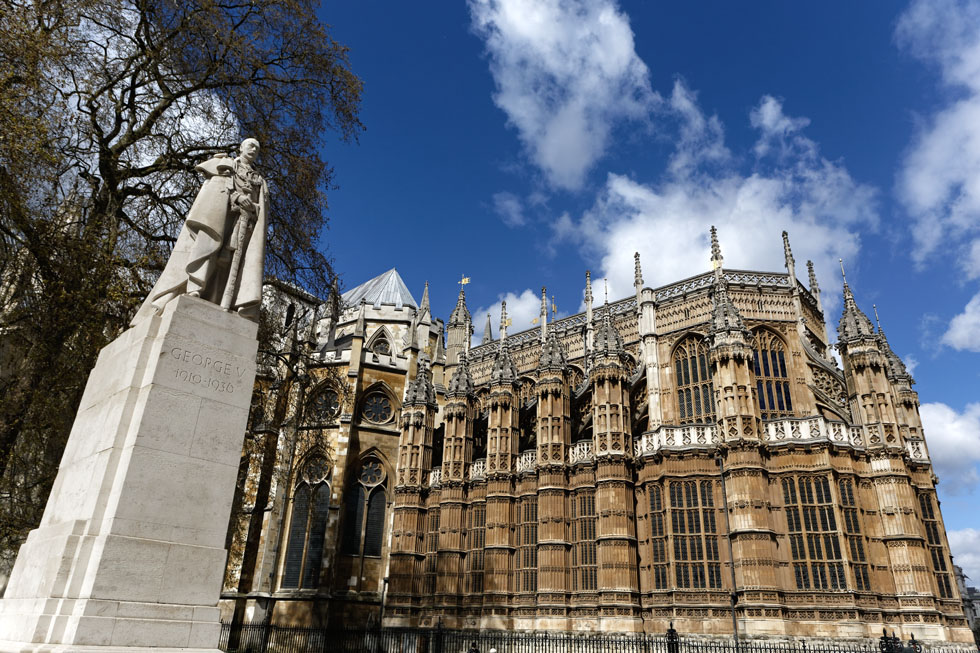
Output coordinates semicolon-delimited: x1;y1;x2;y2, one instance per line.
218;623;971;653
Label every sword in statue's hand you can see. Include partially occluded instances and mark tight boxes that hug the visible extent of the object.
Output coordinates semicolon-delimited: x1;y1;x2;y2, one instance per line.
220;193;259;311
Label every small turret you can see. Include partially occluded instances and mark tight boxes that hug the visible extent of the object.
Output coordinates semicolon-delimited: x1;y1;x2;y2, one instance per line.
446;286;474;367
447;350;475;398
490;301;518;384
404;355;437;406
837;261;876;345
539;325;567;372
874;305;912;383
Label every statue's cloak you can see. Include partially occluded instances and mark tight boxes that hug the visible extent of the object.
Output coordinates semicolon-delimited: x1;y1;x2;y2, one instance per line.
131;155;267;325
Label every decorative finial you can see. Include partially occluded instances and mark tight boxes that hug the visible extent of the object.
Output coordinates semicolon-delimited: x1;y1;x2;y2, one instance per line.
551;294;557;317
873;304;881;331
839;258;847;284
710;225;722;266
634;252;643;288
807;260;819;293
482;312;493;344
604;278;609;305
458;274;471;290
585;270;593;303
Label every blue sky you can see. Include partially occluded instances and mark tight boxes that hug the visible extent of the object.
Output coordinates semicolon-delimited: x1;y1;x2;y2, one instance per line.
317;1;980;578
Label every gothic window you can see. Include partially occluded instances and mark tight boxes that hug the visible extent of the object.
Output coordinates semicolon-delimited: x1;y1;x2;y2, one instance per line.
669;480;721;589
281;455;331;589
649;484;668;590
839;479;870;591
371;333;391;356
518;496;538;593
362;392;393;424
308;387;340;423
467;503;486;594
783;476;845;590
341;458;387;558
570;490;597;591
753;330;794;419
919;493;953;598
673;337;715;425
423;507;439;594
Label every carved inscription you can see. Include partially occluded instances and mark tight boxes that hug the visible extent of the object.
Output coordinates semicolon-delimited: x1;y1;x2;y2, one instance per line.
170;347;246;394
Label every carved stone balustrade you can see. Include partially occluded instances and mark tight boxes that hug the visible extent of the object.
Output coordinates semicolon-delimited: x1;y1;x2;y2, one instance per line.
516;450;537;474
568;440;594;465
469;459;486;481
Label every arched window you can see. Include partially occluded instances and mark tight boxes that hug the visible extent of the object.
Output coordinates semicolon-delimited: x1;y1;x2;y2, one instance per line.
673;337;715;424
281;455;331;589
361;391;394;424
342;458;388;557
753;330;793;419
308;386;340;424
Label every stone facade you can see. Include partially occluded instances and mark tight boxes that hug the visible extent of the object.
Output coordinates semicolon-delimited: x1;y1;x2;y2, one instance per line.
222;233;972;644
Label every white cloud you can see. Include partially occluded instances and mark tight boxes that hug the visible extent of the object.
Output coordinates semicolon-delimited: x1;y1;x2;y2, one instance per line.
555;92;878;309
896;0;980;267
942;292;980;350
904;354;919;377
919;402;980;494
469;0;659;189
948;528;980;583
492;191;526;227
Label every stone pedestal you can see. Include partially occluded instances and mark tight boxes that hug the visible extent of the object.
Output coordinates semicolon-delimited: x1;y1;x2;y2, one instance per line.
0;296;257;651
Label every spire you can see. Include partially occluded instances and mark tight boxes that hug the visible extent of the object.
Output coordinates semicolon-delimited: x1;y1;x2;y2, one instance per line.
634;252;643;289
540;285;548;343
482;312;493;345
499;300;509;347
710;276;747;334
539;326;567;372
708;226;747;337
874;305;912;381
592;303;624;357
585;270;594;321
807;260;820;297
449;287;471;327
585;270;595;361
491;301;518;384
420;281;430;314
782;230;795;272
404;355;437;406
710;225;723;270
837;261;876;343
447;350;475;398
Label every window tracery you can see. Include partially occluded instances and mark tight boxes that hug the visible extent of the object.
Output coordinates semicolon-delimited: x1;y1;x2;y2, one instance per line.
281;455;331;589
783;476;845;590
669;480;721;589
342;457;387;558
754;330;793;419
362;392;393;424
672;336;715;424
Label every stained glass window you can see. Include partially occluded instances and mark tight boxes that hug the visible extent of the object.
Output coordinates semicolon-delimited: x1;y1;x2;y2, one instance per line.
753;330;794;419
673;337;715;425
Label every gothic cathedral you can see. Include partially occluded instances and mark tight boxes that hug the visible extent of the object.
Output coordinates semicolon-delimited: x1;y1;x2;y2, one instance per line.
220;229;972;643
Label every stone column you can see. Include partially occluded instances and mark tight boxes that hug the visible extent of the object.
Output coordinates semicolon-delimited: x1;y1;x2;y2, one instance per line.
535;370;571;628
0;296;256;651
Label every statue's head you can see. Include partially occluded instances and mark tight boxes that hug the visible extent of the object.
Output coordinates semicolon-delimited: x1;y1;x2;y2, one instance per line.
240;138;260;164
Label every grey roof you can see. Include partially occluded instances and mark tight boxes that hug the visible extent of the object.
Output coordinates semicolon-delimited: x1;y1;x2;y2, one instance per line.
341;268;418;310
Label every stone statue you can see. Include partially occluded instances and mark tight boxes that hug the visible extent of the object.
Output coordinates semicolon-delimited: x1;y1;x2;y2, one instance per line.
132;138;268;324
